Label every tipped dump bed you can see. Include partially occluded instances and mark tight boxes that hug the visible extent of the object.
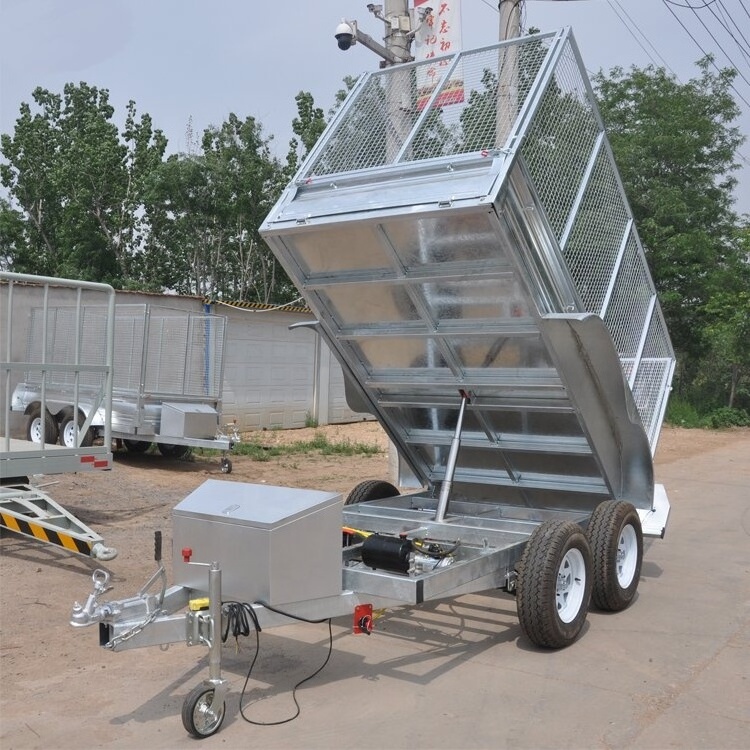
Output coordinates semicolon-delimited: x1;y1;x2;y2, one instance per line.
261;28;675;514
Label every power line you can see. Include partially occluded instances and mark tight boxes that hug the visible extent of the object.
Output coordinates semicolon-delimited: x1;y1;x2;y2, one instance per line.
684;0;750;89
661;0;750;108
717;1;750;53
607;0;676;75
715;1;750;66
663;0;719;7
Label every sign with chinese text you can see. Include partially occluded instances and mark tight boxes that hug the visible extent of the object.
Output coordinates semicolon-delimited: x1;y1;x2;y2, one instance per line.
414;0;464;110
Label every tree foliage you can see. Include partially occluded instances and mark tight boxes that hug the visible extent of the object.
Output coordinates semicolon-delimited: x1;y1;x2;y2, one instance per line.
0;83;166;284
285;91;327;178
145;113;292;301
0;83;327;304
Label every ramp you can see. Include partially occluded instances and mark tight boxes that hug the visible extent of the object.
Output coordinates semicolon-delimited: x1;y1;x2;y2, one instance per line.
0;483;116;559
261;28;675;515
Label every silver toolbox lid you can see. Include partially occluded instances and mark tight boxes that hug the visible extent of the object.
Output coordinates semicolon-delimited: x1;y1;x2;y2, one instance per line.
173;479;341;530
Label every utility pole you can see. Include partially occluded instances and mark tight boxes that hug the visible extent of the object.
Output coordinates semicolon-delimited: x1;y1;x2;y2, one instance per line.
496;0;522;146
382;0;412;159
499;0;522;41
383;0;412;65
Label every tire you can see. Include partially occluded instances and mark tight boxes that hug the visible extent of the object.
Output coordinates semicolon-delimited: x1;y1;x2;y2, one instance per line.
157;443;190;459
516;520;593;648
59;411;94;448
587;501;643;611
345;479;399;506
181;684;225;738
123;439;151;453
26;405;59;445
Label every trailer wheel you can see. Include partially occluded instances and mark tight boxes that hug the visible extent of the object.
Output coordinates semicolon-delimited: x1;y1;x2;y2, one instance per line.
59;411;94;448
587;501;643;611
26;405;59;445
516;520;592;648
182;684;225;738
345;479;400;506
157;443;190;459
123;439;151;453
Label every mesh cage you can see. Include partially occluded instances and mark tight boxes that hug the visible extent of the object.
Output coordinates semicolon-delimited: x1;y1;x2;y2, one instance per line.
302;34;555;178
265;27;675;489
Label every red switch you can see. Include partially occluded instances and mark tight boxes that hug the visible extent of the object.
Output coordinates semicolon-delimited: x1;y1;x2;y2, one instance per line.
181;547;192;563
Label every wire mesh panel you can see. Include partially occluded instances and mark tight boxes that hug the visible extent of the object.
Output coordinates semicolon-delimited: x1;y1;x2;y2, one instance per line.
263;29;675;511
111;306;148;392
559;148;631;313
25;304;225;399
301;34;556;178
25;306;110;390
129;306;226;398
515;36;675;445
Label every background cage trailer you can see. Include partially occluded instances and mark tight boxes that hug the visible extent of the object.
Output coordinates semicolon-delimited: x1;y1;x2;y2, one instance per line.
1;272;117;559
9;302;237;471
71;29;675;738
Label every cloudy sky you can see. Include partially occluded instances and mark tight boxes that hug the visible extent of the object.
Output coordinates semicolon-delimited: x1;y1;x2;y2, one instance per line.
1;0;749;213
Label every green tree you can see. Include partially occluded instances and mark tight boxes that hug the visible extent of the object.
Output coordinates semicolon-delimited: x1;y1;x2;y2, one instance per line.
0;83;166;284
285;91;327;178
700;287;750;410
145;113;292;302
690;223;750;411
0;197;25;270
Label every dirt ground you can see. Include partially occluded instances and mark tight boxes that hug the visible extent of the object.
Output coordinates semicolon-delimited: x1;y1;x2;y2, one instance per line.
0;422;747;748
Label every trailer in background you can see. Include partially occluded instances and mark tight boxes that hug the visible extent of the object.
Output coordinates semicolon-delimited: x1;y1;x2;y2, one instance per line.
71;29;676;738
1;272;117;559
10;303;237;472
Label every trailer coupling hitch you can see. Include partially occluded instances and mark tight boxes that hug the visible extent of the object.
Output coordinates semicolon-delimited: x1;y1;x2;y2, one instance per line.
70;569;114;627
70;564;168;630
70;531;168;629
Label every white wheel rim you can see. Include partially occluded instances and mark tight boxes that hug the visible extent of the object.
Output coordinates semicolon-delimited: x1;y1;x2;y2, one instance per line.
63;421;77;447
616;524;638;588
556;547;586;623
30;418;43;443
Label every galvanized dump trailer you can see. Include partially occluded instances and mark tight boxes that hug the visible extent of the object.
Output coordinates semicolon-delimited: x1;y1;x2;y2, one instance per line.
71;29;675;738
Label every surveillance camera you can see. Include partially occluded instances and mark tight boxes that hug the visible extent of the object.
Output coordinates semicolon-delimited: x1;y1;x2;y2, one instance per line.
335;20;356;51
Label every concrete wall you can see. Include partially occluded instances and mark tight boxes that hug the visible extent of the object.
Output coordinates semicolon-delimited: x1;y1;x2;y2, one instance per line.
1;282;370;437
218;304;368;430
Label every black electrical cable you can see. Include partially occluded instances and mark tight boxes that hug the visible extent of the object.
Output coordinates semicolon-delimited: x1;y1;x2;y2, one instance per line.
229;600;334;727
221;601;262;642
